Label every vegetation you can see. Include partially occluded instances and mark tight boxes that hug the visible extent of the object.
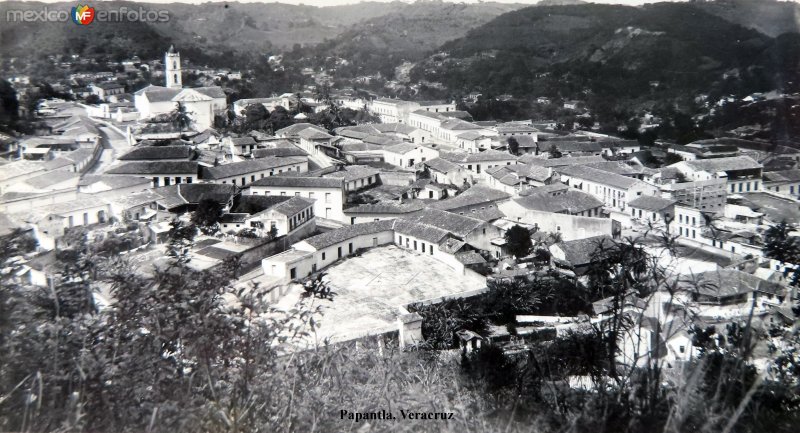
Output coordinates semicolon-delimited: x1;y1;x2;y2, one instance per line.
504;224;533;259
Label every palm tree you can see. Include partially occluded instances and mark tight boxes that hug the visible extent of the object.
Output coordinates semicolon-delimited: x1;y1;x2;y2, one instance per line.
170;102;191;132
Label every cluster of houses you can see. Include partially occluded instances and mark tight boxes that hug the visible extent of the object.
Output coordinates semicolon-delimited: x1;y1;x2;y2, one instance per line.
2;46;798;373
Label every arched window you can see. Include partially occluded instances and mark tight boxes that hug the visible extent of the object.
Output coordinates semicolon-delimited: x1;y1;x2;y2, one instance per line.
174;74;178;83
173;61;177;69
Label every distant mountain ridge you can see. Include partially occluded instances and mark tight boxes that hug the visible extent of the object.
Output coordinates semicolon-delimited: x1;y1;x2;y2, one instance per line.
0;0;526;60
410;2;799;105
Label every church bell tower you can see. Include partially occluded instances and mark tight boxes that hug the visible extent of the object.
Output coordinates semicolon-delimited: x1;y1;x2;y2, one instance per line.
165;45;182;89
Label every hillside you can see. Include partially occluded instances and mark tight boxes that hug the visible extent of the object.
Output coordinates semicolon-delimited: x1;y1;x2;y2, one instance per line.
0;0;525;63
696;0;800;38
297;1;526;79
413;3;799;110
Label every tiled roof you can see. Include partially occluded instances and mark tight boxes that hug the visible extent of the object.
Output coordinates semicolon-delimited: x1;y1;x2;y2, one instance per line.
78;175;151;189
194;86;226;99
682;156;762;173
301;220;395;249
373;123;417;135
323;165;380;181
440;119;482;131
248;176;344;189
384;142;418;154
229;136;257;145
554;235;615;267
118;145;195;161
410;109;445;120
344;202;425;215
441;149;515;163
134;85;181;102
677;269;784;298
363;134;406;146
202;157;305;180
298;128;334;140
523;155;606;167
275;123;327;138
627;195;677;212
252;147;307;158
429;186;510;211
393;219;451;243
401;208;485;238
230;195;291;214
423;157;462;174
455;251;486;265
23;170;79;189
270;196;314;216
93;81;125;90
107;161;199;175
178;183;236;204
547;141;604;153
763;169;800;183
514;189;603;214
557;165;643;189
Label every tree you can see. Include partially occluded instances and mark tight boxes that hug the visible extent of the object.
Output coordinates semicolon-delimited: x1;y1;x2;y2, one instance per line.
85;94;102;105
764;221;800;286
244;102;268;130
166;219;197;265
548;143;562;158
169;102;191;132
191;198;223;230
505;224;533;259
507;136;520;155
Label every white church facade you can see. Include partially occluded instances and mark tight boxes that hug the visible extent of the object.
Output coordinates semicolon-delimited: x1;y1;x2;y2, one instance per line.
133;46;226;131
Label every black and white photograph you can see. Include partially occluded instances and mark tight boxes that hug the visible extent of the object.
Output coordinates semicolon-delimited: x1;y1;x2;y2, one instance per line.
0;0;799;432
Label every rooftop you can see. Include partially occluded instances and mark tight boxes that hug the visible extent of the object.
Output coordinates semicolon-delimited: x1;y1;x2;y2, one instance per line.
201;157;306;180
106;160;199;175
682;156;762;173
118;145;195;161
248;176;344;189
628;195;677;212
429;186;511;211
300;220;395;250
515;189;603;214
554;235;615;267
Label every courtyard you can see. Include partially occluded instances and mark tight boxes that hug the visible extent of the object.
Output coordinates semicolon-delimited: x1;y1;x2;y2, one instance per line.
278;245;487;345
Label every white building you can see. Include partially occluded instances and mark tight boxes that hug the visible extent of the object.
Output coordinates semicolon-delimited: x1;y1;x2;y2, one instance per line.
243;176;347;222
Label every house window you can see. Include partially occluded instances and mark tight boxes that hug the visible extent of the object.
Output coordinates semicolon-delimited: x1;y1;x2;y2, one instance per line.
349;243;353;254
421;243;426;253
322;252;326;260
373;237;378;247
290;268;297;279
413;240;417;250
337;246;342;258
325;193;331;203
679;346;685;354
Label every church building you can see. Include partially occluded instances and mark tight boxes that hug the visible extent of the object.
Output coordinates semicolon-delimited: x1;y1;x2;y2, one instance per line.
133;46;226;131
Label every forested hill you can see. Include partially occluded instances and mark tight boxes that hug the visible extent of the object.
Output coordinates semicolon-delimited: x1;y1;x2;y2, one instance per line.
413;2;800;108
295;0;527;79
695;0;800;38
0;0;526;62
